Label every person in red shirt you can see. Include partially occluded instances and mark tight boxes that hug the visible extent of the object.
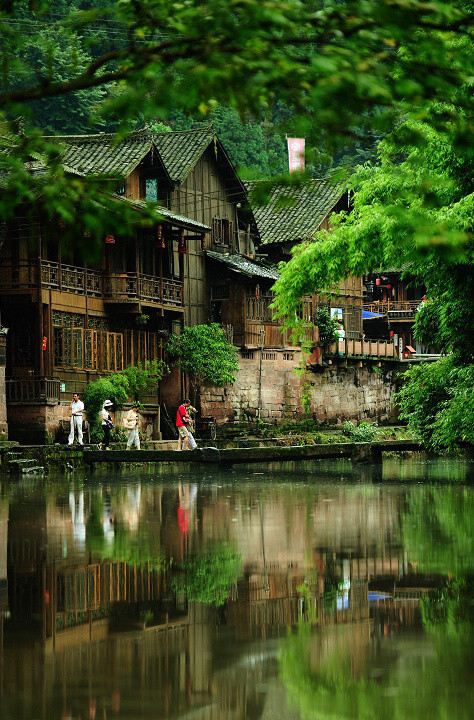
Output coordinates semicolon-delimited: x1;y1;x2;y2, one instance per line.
176;398;191;450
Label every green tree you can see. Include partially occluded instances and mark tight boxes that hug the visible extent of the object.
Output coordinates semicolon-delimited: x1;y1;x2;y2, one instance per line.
272;109;474;450
167;324;239;402
0;0;472;252
83;360;166;435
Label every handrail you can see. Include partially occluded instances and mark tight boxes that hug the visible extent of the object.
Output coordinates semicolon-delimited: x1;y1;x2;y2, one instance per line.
6;376;61;402
363;301;420;314
0;260;182;305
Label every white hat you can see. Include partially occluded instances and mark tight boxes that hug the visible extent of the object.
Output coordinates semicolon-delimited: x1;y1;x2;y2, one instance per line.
103;399;113;407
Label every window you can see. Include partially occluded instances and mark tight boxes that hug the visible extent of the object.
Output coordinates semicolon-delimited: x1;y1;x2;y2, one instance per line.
53;312;123;371
213;217;233;246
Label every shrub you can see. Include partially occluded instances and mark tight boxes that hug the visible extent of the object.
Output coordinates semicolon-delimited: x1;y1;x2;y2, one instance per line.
342;421;379;442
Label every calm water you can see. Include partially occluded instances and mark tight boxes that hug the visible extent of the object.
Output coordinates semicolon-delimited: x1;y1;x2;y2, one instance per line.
0;456;473;720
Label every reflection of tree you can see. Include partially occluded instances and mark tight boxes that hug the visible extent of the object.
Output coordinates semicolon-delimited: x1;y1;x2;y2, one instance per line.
421;578;474;636
401;487;474;636
280;624;474;720
86;496;165;568
401;486;473;576
170;544;241;606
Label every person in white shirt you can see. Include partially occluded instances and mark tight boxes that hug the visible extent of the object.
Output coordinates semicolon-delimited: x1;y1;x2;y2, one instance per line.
124;403;141;450
68;393;84;445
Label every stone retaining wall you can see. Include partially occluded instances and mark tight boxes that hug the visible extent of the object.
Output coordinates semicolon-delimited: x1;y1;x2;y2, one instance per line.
201;349;399;426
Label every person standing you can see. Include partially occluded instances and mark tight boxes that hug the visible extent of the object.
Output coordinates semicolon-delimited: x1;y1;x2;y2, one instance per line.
98;399;114;450
68;392;84;445
124;403;141;450
176;398;191;450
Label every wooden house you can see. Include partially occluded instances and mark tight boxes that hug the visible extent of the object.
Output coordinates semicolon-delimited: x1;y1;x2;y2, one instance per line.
247;179;364;344
200;179;398;426
0;128;253;442
363;270;426;352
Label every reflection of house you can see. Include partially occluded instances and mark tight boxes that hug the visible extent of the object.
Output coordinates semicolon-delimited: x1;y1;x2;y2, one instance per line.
0;498;8;617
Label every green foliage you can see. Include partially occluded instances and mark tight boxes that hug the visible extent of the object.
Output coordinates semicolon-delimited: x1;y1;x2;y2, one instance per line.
315;307;339;349
342;421;379;442
83;360;166;433
170;545;241;606
413;300;444;350
167;324;239;399
396;356;474;451
1;1;473;251
120;359;167;400
400;485;474;577
421;578;474;636
280;622;474;720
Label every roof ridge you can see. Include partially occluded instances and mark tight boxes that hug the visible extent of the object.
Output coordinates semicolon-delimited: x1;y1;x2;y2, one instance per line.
152;125;214;137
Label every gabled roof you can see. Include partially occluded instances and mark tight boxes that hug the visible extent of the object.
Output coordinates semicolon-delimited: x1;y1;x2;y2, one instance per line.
43;129;154;178
206;251;280;280
153;127;216;183
41;127;217;183
246;179;346;245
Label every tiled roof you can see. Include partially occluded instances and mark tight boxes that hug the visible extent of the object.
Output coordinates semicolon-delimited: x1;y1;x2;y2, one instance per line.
114;196;211;232
206;251;280;280
43;129;154;177
153;127;215;183
42;127;216;183
246;179;345;245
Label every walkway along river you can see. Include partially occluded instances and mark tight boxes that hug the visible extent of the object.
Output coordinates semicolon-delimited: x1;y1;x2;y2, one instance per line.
0;438;424;475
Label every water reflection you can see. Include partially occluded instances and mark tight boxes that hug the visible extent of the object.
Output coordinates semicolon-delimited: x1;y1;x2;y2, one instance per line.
0;458;472;719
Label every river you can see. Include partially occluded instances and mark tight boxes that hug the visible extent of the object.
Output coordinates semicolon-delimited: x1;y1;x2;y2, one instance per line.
0;455;473;719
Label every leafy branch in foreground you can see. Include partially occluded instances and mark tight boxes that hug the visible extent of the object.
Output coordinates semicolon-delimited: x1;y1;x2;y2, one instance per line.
0;0;473;254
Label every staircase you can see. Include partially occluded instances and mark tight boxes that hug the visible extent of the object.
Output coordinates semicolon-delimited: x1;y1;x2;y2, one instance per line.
1;447;45;475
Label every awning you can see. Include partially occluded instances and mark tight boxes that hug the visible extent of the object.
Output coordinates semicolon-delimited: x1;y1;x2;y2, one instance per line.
363;310;385;319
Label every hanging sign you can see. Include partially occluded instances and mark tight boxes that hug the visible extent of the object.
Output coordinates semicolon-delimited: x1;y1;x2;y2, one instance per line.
287;138;305;172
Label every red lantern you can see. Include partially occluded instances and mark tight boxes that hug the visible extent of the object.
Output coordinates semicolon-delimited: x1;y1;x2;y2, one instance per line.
375;277;381;286
255;283;261;300
105;234;115;245
156;225;166;249
389;330;394;338
42;336;47;351
386;283;392;290
178;232;187;254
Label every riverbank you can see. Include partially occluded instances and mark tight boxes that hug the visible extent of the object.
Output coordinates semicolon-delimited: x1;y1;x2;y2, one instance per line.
0;438;425;475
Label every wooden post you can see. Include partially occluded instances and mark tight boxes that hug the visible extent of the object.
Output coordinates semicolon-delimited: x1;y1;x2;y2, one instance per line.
37;232;44;376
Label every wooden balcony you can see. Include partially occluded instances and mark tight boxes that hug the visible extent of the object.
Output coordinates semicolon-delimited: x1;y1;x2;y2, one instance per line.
0;260;183;308
6;376;61;403
237;321;397;359
103;273;183;307
363;301;420;319
327;338;397;358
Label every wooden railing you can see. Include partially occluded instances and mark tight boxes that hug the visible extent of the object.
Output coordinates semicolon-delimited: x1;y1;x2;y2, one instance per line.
327;338;397;358
239;321;397;359
0;261;37;288
0;261;183;306
6;376;61;403
363;301;420;315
